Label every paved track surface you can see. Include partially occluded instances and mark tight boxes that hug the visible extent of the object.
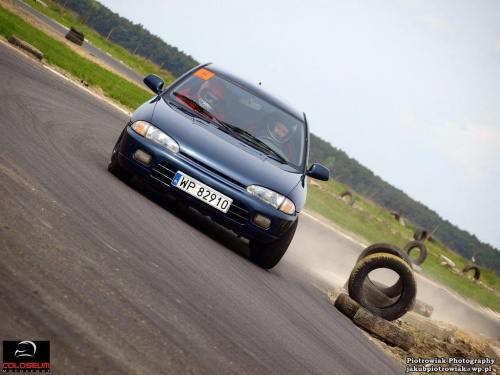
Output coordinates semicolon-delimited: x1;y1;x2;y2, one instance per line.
12;0;146;88
0;41;403;374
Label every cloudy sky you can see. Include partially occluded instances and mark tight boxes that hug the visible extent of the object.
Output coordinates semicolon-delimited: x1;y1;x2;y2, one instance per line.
98;0;500;250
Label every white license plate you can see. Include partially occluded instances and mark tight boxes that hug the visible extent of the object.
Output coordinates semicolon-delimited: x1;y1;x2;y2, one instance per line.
171;171;233;213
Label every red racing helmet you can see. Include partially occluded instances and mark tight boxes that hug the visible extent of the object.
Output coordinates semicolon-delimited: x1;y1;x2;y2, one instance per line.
197;78;226;101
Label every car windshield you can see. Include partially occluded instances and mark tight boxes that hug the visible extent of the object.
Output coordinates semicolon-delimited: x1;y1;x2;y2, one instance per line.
166;68;306;169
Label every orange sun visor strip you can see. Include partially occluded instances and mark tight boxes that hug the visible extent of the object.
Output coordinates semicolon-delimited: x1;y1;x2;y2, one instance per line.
194;68;215;81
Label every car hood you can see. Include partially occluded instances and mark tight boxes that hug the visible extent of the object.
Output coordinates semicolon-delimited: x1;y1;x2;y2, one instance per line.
151;98;302;195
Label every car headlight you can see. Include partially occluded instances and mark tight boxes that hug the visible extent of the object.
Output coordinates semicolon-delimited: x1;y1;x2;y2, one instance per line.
246;185;295;215
131;121;179;153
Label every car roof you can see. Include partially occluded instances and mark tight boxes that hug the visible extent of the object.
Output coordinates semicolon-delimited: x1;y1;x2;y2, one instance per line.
206;63;305;121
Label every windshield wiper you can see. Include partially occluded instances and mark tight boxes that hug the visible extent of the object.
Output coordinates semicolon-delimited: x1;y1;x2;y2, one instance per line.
173;92;287;164
172;92;216;120
172;92;238;134
168;99;209;122
220;122;288;164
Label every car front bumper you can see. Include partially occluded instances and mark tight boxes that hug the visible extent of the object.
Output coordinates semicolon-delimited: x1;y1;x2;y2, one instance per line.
117;125;297;244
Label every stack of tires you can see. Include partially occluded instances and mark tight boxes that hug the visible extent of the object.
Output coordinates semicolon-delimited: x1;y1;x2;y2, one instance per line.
348;243;417;321
65;26;85;46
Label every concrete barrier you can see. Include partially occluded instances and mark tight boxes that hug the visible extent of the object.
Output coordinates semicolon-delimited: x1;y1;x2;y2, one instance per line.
439;255;456;268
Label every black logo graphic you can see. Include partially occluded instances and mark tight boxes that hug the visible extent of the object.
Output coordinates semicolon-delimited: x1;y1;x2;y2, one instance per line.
2;341;50;373
14;341;36;358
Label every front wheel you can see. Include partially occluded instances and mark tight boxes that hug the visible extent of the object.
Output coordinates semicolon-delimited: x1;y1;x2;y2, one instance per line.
249;218;298;269
108;130;133;182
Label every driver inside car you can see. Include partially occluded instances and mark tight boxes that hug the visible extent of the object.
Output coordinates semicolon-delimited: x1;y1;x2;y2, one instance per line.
177;77;227;120
246;112;298;161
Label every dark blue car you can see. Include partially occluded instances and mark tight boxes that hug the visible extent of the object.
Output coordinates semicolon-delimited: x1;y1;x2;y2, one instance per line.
108;63;329;269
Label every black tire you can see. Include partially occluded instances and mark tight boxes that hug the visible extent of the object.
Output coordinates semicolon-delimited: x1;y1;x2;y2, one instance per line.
65;31;83;46
348;253;417;321
462;264;480;280
71;31;84;42
413;228;428;242
249;219;298;269
390;208;403;221
390;211;400;220
70;26;85;39
403;241;428;266
356;243;413;298
108;129;133;182
340;190;355;206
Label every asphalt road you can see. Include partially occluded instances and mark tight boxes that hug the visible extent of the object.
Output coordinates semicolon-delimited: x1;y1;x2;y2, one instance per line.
12;0;146;88
0;41;406;374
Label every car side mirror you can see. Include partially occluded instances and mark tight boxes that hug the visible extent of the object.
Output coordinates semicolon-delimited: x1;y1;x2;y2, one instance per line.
306;163;330;181
144;74;164;95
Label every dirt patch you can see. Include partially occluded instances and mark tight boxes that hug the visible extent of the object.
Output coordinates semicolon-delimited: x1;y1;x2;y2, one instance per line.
327;289;499;374
384;322;499;374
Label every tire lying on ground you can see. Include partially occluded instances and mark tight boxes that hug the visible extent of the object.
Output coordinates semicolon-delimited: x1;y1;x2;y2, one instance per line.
403;241;428;266
356;243;413;298
462;264;481;280
413;227;428;242
65;31;83;46
348;253;417;321
65;27;84;46
70;26;85;39
339;190;355;206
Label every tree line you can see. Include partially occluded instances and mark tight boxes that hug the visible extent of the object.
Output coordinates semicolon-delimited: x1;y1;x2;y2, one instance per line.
310;133;500;275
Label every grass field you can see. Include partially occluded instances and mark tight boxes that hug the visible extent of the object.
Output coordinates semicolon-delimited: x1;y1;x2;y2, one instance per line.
305;179;500;312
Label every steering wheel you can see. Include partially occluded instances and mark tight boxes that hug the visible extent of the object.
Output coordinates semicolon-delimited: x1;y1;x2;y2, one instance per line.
257;135;280;148
256;135;288;160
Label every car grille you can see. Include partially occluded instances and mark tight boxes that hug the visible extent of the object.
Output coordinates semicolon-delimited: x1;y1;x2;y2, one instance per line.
181;153;246;188
151;162;176;184
151;162;249;224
